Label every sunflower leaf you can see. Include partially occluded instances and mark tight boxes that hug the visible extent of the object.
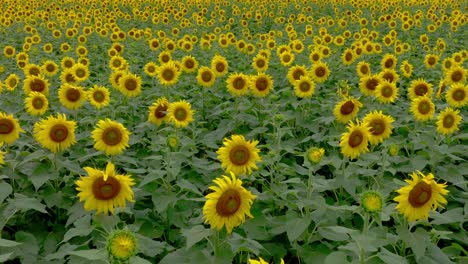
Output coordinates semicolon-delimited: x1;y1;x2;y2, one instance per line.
182;225;213;249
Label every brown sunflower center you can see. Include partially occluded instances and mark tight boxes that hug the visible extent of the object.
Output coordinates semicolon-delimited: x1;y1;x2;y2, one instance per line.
233;77;246;90
381;85;394;98
299;81;311;92
451;70;463;82
8;78;17;87
408;181;432;208
369;119;385;135
46;64;56;72
293;69;305;81
452;89;465;102
255;77;268;91
417;101;431;114
185;60;194;69
32;97;45;109
427;57;436;65
216;189;241;217
360;65;369;75
315;66;326;77
92;176;121;200
215;62;225;73
93;91;105;103
282;54;291;62
65;73;75;83
415;84;428;96
29;68;40;76
0;119;14;134
202;71;213;82
154;104;168;118
382;72;394;82
345;52;352;61
442;114;455;128
312;53;320;61
174;107;187;121
64;61;73;68
124;79;138;91
340;101;355;115
31;80;45;92
66;88;80;102
256;59;265;68
229;145;250;166
162;68;175;81
348;130;364;148
49;124;69;142
102;127;122;146
384;59;394;68
366;79;378;91
75;68;86;78
161;54;170;63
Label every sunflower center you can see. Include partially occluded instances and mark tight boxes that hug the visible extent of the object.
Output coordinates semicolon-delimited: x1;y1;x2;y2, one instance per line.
369;119;385;135
415;84;428;96
31;80;45;92
76;68;86;78
92;176;121;200
49;124;69;142
102;127;122;146
315;67;325;77
154;104;168;118
202;71;213;82
161;68;175;81
66;88;80;102
451;71;463;82
293;69;305;80
229;145;250;165
452;89;465;101
215;62;225;73
348;130;364;148
216;189;241;216
442;114;454;128
93;91;105;102
113;60;122;67
360;65;369;74
299;81;311;92
282;54;291;62
64;61;73;68
65;73;75;83
174;107;187;121
0;119;14;134
32;97;44;109
185;60;194;69
255;77;268;91
340;101;355;115
366;79;378;91
233;77;245;90
345;52;352;61
417;101;431;114
381;85;393;98
161;55;170;63
408;181;432;208
124;79;138;91
8;79;17;87
428;57;436;65
46;64;56;72
383;72;394;82
384;59;394;68
256;59;265;68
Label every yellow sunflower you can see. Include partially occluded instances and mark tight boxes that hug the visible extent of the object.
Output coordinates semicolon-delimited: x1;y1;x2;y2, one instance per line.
307;147;325;163
25;91;49;116
88;85;110;109
333;97;363;124
394;171;448;222
41;60;59;76
107;229;138;261
181;55;199;73
167;100;194;128
400;60;413;78
92;119;130;156
360;190;384;214
287;65;308;84
279;51;295;67
4;74;20;91
158;51;172;64
71;63;90;83
75;162;135;215
407;79;433;100
251;54;269;72
109;55;128;71
148;97;171;126
339;120;370;159
226;73;250;96
436;107;462;135
23;75;49;95
362;110;394;145
249;73;274;97
144;62;158;77
379;68;399;84
444;65;466;85
310;61;330;83
294;75;316;98
381;53;398;70
359;74;380;96
203;172;256;234
58;84;87;110
33;114;76;153
216;134;261;176
341;48;355;65
375;79;398;104
211;55;229;77
157;61;181;86
445;83;467;108
356;61;371;77
197;66;216;87
424;54;439;69
119;73;142;97
410;96;435;122
109;70;126;90
0;112;23;144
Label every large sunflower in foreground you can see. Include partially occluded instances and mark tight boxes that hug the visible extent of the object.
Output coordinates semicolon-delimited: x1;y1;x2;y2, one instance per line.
92;119;130;155
148;97;171;126
436;107;462;135
33;114;76;153
203;172;256;234
216;134;261;176
410;96;435;122
25;91;49;116
394;171;448;222
333;97;363;124
167;100;194;128
0;112;23;144
362;110;394;145
226;72;250;96
76;162;135;215
339;120;370;159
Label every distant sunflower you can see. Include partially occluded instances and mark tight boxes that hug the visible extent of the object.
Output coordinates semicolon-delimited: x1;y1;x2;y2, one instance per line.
148;97;170;125
119;73;142;97
444;65;466;85
203;172;256;234
400;60;413;78
436;80;447;99
41;60;59;76
436;107;462;135
216;134;261;176
359;74;380;96
251;54;269;72
0;112;23;144
279;51;295;66
287;65;308;84
58;84;87;110
33;114;76;153
362;111;394;144
25;91;49;116
226;73;250;96
157;61;181;86
197;66;216;87
109;55;128;71
4;73;20;91
23;75;49;95
92;119;130;156
144;62;158;77
88;85;110;109
410;96;435;122
408;79;433;100
445;83;467;108
375;79;398;103
381;53;397;70
294;75;315;98
341;48;355;65
23;63;42;77
71;63;90;82
167;100;194;128
424;54;439;69
356;61;371;77
310;61;330;83
394;171;448;222
158;51;172;64
211;55;229;77
75;162;135;215
339;120;370;159
181;55;199;73
333;97;363;124
249;73;274;97
60;56;75;70
379;69;399;84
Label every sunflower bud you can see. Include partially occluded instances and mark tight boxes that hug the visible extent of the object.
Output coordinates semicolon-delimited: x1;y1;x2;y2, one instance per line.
107;229;138;262
360;190;384;214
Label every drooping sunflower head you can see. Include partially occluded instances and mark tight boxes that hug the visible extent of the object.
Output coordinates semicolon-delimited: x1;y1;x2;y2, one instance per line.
157;61;181;86
211;55;229;77
310;61;330;83
88;85;111;109
203;172;257;234
33;113;76;153
119;72;142;97
0;112;23;145
181;55;199;73
410;96;435;122
167;100;194;128
92;119;130;156
333;97;363;124
394;171;449;222
436;107;462;135
249;73;274;97
375;79;399;104
148;97;171;126
107;229;138;261
197;66;216;87
23;75;49;96
408;79;433;100
226;72;250;96
360;190;384;214
400;60;413;78
445;83;467;108
362;110;394;145
58;84;87;110
359;74;380;96
294;75;316;98
339;120;371;160
25;91;49;116
216;134;261;176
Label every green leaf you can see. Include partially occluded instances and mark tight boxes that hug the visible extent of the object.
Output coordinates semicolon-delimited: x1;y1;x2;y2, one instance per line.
409;228;429;261
62;227;93;243
0;238;22;247
30;161;54;191
182;225;213;249
0;252;14;262
135;234;166;257
324;251;349;264
8;194;47;214
378;247;408;264
130;256;153;264
430;208;464;225
0;182;12;204
68;249;107;260
14;231;39;264
318;226;357;241
227;232;264;255
286;215;312;241
152;192;177;214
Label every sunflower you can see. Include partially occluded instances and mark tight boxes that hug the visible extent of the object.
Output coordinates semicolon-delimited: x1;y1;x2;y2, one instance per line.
41;60;59;76
203;172;256;234
3;45;15;58
249;73;274;97
58;84;87;110
251;54;269;73
226;73;250;96
211;55;229;77
158;51;172;64
279;51;295;66
445;83;467;108
248;257;268;264
333;97;363;124
394;171;448;222
339;120;370;159
4;73;20;91
88;85;110;109
436;107;462;135
23;64;42;77
381;53;397;70
60;56;75;70
144;62;158;77
375;79;398;104
307;147;325;163
0;112;23;144
25;92;49;116
444;65;466;85
92;119;130;156
23;75;49;95
60;69;77;84
360;190;384;214
197;66;216;87
359;74;380;96
33;114;76;153
109;55;128;71
75;162;135;215
362;111;394;144
157;61;181;86
71;63;90;82
408;79;433;100
107;229;138;261
287;65;308;84
410;96;435;122
436;80;447;99
167;100;194;128
109;70;126;90
310;61;330;83
216;134;261;176
379;68;399;84
148;97;170;125
119;73;142;97
294;75;316;98
181;55;199;73
309;49;322;63
356;61;371;77
424;54;439;69
341;48;355;65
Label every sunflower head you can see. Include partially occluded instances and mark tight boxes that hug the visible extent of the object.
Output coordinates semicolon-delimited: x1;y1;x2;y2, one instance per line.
148;97;171;126
436;107;462;135
410;96;435;122
217;134;261;176
157;61;181;86
339;120;371;159
362;110;394;145
0;112;24;145
250;73;274;97
92;119;130;156
333;97;363;124
33;114;76;153
58;84;87;110
167;100;194;128
307;147;325;163
181;55;199;73
25;91;49;116
361;190;384;214
88;85;111;109
294;75;316;98
226;72;250;96
119;73;142;97
445;83;467;108
107;229;138;261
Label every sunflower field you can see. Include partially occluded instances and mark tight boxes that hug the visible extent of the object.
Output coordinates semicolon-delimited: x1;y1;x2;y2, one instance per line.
0;0;467;263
